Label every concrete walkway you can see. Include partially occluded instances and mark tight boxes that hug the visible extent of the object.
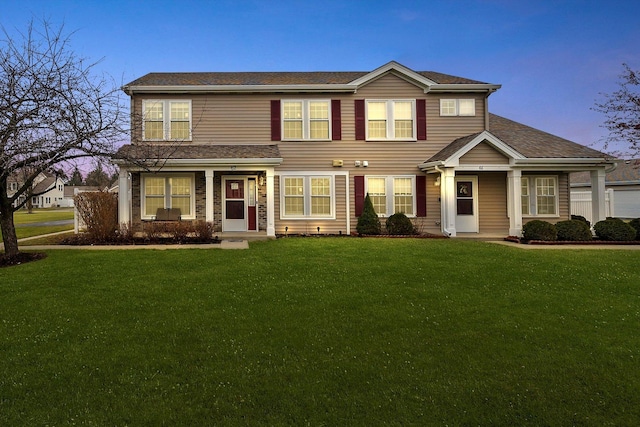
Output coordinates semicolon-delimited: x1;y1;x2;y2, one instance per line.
489;240;640;250
2;230;249;251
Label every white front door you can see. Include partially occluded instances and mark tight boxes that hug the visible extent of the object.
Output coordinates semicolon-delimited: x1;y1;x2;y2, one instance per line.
455;176;479;233
223;177;247;232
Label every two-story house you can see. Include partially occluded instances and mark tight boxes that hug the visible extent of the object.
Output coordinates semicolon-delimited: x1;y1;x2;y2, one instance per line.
114;61;615;238
7;171;65;209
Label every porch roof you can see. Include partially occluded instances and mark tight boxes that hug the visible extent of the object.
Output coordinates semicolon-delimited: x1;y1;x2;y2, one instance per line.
114;144;282;166
426;114;612;164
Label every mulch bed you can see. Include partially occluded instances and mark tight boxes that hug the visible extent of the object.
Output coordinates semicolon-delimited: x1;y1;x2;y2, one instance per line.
0;252;47;268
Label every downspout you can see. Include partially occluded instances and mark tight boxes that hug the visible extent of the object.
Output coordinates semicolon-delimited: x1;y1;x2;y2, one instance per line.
434;165;452;237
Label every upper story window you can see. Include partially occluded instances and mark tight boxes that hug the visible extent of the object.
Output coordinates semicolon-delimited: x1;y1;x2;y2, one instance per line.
440;99;476;116
522;176;558;217
282;100;330;140
143;100;192;141
366;100;416;141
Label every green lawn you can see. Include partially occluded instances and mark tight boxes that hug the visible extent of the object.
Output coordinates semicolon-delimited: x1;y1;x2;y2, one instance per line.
2;208;74;241
1;238;639;425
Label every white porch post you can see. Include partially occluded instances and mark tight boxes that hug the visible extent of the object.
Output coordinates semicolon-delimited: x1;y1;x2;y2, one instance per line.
205;169;214;223
266;168;276;237
441;168;456;237
507;169;523;236
118;168;130;225
591;169;607;224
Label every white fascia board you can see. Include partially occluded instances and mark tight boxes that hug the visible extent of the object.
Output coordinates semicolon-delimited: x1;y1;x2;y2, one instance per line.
123;84;357;94
428;84;502;93
418;160;445;171
349;61;438;89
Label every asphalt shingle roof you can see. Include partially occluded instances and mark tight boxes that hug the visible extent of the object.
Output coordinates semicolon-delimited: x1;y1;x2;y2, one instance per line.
571;159;640;185
124;70;487;87
115;144;281;161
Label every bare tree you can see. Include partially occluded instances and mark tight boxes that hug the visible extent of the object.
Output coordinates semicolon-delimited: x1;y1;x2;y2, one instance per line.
1;19;126;258
593;63;640;158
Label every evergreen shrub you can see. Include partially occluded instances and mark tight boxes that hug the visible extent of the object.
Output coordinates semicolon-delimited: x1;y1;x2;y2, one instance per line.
523;220;557;241
385;212;416;235
356;193;381;235
628;218;640;240
594;219;636;241
556;219;592;241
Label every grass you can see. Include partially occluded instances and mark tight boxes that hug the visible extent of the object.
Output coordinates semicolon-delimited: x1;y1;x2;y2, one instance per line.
1;238;639;425
1;208;74;242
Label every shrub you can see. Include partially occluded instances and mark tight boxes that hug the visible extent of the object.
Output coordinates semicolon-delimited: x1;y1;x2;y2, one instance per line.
556;220;592;241
594;219;636;241
523;220;557;241
571;214;591;229
385;212;415;235
192;221;215;242
628;218;640;240
356;193;381;235
74;190;118;241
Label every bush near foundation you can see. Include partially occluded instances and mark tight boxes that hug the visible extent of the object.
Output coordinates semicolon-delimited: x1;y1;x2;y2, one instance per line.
74;191;118;241
556;219;593;241
571;214;591;229
385;213;416;235
356;194;381;235
523;220;557;241
594;219;637;241
628;218;640;240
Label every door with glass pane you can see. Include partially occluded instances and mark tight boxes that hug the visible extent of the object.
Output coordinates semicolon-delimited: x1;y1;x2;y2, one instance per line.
223;178;246;232
455;176;479;233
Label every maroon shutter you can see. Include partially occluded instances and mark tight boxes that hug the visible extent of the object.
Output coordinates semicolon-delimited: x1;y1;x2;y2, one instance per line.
416;175;427;217
271;100;281;141
331;99;341;140
416;99;427;140
355;100;365;140
354;175;365;216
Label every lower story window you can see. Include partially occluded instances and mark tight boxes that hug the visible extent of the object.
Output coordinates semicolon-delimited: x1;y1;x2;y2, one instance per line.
522;176;558;216
281;175;334;218
142;174;194;219
366;176;415;217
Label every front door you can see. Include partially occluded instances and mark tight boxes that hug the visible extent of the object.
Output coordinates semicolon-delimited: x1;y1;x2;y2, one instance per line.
455;176;479;233
224;178;246;232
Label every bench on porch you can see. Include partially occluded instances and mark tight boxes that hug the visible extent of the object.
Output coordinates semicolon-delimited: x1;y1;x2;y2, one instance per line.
142;208;182;236
154;208;182;221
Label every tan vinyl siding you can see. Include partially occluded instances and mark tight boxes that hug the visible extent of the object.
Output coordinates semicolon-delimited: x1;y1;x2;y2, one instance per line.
459;142;509;164
476;172;509;232
274;174;348;235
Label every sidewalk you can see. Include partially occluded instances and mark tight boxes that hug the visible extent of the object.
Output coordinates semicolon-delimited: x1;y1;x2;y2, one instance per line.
2;230;249;251
489;240;640;250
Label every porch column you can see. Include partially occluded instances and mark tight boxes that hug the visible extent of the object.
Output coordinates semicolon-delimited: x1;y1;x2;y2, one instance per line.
266;168;276;237
441;168;456;237
507;169;523;236
205;169;214;223
118;168;130;225
590;169;607;224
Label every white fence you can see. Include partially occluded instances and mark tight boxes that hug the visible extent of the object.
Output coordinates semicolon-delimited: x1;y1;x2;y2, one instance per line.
570;189;614;223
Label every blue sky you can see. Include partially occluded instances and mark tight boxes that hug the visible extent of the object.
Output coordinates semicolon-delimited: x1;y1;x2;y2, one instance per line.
3;0;639;156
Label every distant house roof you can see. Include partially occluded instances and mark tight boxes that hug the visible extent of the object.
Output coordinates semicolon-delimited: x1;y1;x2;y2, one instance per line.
427;114;611;162
571;159;640;186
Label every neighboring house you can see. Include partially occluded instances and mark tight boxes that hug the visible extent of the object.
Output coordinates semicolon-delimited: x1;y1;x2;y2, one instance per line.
114;61;615;237
60;186;101;208
571;159;640;221
7;171;65;209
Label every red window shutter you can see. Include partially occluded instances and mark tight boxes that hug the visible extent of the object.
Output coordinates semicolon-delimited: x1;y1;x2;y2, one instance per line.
416;99;427;140
331;99;341;140
271;100;281;141
354;175;365;216
416;175;427;217
355;100;365;140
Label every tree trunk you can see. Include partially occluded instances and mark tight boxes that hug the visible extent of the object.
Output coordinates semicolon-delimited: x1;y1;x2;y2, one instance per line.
0;202;19;257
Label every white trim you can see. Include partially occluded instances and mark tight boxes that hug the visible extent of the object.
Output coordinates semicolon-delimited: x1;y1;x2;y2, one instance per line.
365;99;417;141
521;175;560;218
142;99;192;142
364;175;417;217
280;174;336;220
140;173;196;220
281;99;332;141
